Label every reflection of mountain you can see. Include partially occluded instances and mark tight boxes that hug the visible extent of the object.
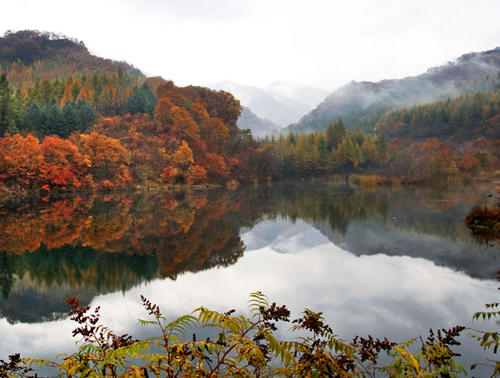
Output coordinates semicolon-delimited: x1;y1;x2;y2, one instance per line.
315;221;498;279
263;182;500;279
0;190;264;323
0;181;498;323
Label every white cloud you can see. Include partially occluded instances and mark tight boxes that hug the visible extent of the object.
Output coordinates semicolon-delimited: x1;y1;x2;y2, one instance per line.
1;0;499;90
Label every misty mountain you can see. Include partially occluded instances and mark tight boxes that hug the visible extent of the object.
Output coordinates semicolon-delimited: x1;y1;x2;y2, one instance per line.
312;219;498;280
266;81;329;112
209;80;327;128
287;47;500;133
238;107;280;138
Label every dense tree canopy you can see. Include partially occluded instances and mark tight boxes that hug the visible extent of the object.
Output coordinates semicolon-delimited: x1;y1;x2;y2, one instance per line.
375;89;500;141
0;30;499;192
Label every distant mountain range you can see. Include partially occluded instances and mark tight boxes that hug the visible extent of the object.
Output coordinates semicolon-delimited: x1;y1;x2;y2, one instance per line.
4;30;498;140
286;47;500;133
237;107;280;138
209;81;328;130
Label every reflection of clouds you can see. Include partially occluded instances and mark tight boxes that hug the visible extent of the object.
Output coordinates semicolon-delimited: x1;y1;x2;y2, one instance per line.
241;218;330;252
0;219;498;373
0;317;75;361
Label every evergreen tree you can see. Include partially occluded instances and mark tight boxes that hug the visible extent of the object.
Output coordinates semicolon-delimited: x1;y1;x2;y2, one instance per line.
76;99;96;128
124;84;157;115
24;103;43;132
326;121;334;150
317;135;328;173
0;73;14;136
62;101;79;136
326;118;346;150
375;132;388;161
336;135;358;174
46;103;65;137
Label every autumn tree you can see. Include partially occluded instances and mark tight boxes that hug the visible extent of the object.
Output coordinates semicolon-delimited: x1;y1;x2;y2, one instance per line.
185;164;207;184
171;140;194;171
75;132;130;188
0;134;43;186
203;153;229;183
169;106;200;142
40;136;91;189
153;97;174;131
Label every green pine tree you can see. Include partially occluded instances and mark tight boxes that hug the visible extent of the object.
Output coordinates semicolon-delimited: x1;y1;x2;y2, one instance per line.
0;73;14;137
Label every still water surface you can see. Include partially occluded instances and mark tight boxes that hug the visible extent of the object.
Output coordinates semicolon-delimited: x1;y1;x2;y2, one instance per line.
0;181;498;372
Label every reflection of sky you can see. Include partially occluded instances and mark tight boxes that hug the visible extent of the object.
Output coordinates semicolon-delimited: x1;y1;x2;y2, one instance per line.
0;218;498;373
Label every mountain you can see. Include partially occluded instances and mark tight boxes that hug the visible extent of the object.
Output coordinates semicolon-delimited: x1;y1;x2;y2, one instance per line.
0;30;143;80
209;80;301;126
209;80;327;129
0;30;274;189
287;47;500;134
237;107;280;138
266;81;329;110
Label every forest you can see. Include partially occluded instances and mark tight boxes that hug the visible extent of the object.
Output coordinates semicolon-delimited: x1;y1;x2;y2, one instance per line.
0;71;270;192
0;30;499;196
374;86;500;141
263;119;499;182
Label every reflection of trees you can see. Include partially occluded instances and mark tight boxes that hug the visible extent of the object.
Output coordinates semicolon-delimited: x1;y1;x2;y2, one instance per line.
269;184;389;235
0;253;15;299
0;188;267;323
0;282;97;324
0;197;92;254
381;185;492;242
268;182;494;242
0;247;158;299
0;182;495;323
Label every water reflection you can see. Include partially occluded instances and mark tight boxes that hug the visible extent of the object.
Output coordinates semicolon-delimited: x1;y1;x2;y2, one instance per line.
0;218;497;375
0;181;497;326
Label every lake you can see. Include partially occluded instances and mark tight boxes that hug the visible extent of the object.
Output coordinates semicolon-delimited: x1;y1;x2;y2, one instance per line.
0;180;498;374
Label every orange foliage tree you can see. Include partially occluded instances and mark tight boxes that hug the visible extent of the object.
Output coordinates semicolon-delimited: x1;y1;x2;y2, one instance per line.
0;134;43;186
40;136;92;189
73;132;131;189
185;165;207;185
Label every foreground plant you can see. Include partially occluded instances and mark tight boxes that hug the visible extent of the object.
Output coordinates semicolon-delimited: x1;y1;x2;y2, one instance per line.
467;270;500;376
12;292;476;377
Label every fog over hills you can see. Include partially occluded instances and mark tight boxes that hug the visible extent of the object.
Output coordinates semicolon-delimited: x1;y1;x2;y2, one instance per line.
209;80;328;131
266;81;329;113
286;47;500;134
237;107;280;138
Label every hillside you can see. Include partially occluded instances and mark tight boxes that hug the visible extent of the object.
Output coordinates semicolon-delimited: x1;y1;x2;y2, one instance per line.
0;30;273;192
287;47;500;134
0;30;142;83
374;88;500;141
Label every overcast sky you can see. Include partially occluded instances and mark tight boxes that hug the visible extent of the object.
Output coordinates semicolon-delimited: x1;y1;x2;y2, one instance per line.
2;0;500;91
